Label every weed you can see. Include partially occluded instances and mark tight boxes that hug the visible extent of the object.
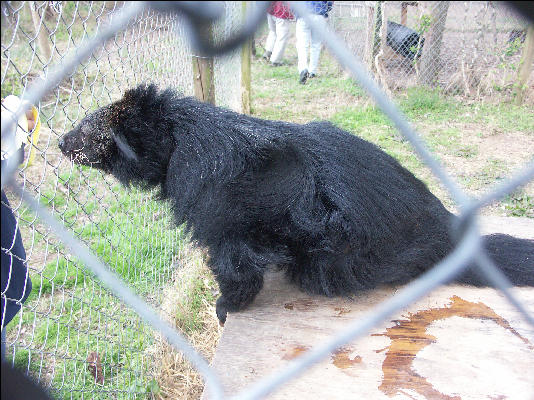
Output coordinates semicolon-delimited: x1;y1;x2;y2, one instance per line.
399;87;458;119
500;191;534;218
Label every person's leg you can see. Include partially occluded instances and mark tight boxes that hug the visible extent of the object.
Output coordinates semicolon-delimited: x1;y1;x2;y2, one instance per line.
309;14;327;75
264;14;276;59
296;18;310;83
296;18;310;73
1;329;5;360
270;17;291;64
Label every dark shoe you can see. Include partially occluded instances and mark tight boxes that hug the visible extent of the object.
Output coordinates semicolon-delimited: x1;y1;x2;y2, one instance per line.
262;51;272;60
299;69;309;84
309;73;317;78
271;62;283;67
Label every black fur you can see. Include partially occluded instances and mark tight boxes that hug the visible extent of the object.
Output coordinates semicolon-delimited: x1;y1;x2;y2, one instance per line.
59;84;534;324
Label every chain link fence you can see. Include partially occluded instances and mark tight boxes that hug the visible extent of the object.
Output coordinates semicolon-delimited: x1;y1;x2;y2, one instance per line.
329;1;533;101
1;1;244;398
1;1;533;400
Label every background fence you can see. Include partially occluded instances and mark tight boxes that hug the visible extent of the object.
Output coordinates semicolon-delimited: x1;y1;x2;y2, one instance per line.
329;1;533;102
1;1;533;400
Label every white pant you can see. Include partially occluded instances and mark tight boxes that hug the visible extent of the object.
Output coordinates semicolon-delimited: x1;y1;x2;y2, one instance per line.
296;15;327;74
265;14;291;63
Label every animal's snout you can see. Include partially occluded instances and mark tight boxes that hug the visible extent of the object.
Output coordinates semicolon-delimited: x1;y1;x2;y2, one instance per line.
58;136;65;151
58;130;78;155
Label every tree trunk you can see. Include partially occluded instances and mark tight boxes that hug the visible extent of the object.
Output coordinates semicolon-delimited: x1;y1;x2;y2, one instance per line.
365;3;376;72
515;24;534;105
29;1;51;63
371;1;383;74
418;1;450;86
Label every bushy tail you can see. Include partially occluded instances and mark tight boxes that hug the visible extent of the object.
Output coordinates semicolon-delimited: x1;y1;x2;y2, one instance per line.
457;234;534;286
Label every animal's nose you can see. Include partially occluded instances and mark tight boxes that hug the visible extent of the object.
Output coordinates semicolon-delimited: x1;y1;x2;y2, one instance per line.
58;136;65;150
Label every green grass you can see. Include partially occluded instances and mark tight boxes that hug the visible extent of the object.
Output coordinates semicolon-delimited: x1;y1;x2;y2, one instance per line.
3;4;199;397
6;163;181;399
398;87;460;120
468;102;534;133
175;275;217;335
1;3;216;398
501;191;534;218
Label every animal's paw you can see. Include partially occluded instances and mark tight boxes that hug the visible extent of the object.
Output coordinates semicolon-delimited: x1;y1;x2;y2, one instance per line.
216;296;228;326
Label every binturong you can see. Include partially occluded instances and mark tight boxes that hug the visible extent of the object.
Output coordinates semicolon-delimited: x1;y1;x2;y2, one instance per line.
59;84;534;325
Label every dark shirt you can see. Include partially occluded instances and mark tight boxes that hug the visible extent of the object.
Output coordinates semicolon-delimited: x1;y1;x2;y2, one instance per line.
305;1;333;18
1;186;32;327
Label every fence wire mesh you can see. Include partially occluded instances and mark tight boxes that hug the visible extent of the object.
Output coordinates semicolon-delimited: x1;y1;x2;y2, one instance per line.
1;1;242;398
1;1;533;400
329;1;533;101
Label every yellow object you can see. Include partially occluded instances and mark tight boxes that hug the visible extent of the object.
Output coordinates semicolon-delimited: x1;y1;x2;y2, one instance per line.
1;95;41;167
26;104;41;166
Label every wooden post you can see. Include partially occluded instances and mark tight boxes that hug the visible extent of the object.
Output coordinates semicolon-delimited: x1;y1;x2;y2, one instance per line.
401;2;408;25
401;2;418;26
365;2;376;71
192;24;215;104
369;1;383;74
29;1;51;63
375;2;392;96
515;24;534;105
241;1;251;114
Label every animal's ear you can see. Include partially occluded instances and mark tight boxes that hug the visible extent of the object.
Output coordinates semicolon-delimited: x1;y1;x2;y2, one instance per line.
121;83;159;108
112;131;137;161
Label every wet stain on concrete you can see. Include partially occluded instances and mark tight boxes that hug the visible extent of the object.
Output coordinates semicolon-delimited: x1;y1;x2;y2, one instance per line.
283;299;317;311
331;347;362;369
282;344;363;372
373;295;532;400
282;345;310;360
333;307;351;317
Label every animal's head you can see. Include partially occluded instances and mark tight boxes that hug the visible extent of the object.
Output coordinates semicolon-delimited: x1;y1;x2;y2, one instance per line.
58;106;116;169
59;84;179;188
